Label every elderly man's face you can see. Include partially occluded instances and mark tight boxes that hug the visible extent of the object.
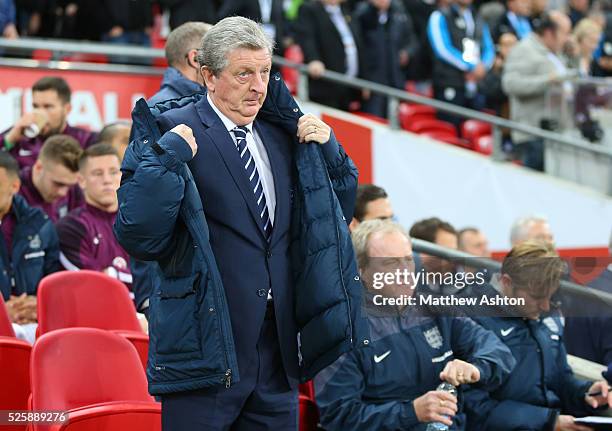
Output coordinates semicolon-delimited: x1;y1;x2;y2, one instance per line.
204;48;271;126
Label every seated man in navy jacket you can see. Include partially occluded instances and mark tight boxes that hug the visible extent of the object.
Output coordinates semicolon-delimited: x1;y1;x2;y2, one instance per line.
0;151;60;326
315;219;515;431
464;241;612;431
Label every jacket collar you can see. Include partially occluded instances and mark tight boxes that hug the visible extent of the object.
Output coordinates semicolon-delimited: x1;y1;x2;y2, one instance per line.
161;67;204;98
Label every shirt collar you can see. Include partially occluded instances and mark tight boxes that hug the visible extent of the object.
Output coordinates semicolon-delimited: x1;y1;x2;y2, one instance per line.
207;93;253;135
324;4;341;14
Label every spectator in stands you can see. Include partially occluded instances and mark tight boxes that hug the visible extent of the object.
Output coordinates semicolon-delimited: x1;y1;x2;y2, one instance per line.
502;11;572;171
315;219;515;431
410;217;458;293
510;215;555;246
564;229;612;366
18;135;83;223
97;121;131;161
1;76;97;168
593;5;612;76
218;0;289;60
295;0;364;111
458;227;491;257
349;184;394;231
158;0;217;31
568;0;590;27
427;0;495;127
480;32;517;117
0;152;60;323
56;144;131;286
530;0;549;21
353;0;418;117
570;18;602;76
493;0;532;42
0;0;18;38
464;241;612;430
100;0;152;47
148;22;211;106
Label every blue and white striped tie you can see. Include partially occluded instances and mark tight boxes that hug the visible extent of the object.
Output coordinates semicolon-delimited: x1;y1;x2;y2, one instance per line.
231;126;272;239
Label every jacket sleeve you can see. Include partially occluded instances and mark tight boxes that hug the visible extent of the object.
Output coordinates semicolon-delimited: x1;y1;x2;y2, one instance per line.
114;129;193;261
463;388;559;431
556;337;595;417
481;24;495;70
450;317;516;390
42;220;61;278
320;131;358;224
502;47;551;97
427;11;474;72
314;352;422;431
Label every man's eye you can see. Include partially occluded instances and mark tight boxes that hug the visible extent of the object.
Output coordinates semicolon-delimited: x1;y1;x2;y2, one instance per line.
238;72;250;78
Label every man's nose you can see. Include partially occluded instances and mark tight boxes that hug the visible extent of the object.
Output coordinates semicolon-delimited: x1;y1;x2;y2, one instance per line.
251;73;266;93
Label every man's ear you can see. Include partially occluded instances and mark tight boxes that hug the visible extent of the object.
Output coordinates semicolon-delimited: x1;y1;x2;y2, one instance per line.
77;172;86;191
202;67;215;92
9;176;20;195
500;274;513;295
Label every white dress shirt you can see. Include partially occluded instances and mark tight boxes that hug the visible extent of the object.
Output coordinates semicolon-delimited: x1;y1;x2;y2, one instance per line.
207;94;276;224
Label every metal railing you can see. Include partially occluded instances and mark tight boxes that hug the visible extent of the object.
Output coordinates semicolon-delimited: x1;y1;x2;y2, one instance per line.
411;238;612;306
2;37;612;164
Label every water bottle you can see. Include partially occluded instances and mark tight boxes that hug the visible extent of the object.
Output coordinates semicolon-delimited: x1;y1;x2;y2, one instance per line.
425;382;458;431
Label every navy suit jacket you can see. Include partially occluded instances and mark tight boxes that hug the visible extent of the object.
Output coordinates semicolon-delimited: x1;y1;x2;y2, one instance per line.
156;96;299;386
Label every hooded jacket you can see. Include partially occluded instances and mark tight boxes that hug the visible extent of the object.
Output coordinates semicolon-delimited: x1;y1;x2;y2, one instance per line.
114;73;370;395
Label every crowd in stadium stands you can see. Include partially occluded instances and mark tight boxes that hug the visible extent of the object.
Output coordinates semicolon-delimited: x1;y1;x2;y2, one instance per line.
1;2;612;429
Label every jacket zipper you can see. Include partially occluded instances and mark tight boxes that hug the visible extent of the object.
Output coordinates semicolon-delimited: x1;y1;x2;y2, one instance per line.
318;149;354;345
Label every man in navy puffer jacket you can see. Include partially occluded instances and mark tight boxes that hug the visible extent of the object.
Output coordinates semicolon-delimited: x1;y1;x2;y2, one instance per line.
114;16;369;430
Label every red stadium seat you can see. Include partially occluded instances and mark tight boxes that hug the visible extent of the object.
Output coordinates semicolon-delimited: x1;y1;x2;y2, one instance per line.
461;120;492;147
61;53;109;64
282;45;304;95
0;296;15;337
0;337;31;431
423;132;472;149
353;111;389;125
398;103;437;130
299;395;319;431
31;50;53;61
475;135;494;155
112;330;149;370
408;118;457;137
37;270;142;335
30;328;158;431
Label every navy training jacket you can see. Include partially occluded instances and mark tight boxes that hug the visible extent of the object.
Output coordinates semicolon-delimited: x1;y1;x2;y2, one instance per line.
114;74;370;395
314;299;515;431
463;285;598;430
0;195;60;300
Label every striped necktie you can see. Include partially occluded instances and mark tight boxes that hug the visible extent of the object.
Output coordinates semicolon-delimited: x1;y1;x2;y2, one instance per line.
231;126;272;239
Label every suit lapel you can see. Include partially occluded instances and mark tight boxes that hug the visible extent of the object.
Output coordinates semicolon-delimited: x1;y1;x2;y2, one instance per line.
195;97;267;242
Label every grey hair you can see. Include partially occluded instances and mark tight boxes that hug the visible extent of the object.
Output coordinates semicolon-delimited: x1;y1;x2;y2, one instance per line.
165;22;212;67
352;219;410;270
196;16;275;75
510;215;549;246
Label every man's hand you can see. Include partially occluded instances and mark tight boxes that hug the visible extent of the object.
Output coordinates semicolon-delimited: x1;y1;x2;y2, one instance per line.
439;359;480;386
6;111;45;144
307;60;326;78
555;415;593;431
170;124;197;157
6;294;38;324
297;114;331;144
399;49;410;67
466;63;486;82
2;23;19;39
585;380;611;409
109;26;124;38
413;390;457;426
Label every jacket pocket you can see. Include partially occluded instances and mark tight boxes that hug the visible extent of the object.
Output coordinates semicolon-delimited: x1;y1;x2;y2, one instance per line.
152;272;202;359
